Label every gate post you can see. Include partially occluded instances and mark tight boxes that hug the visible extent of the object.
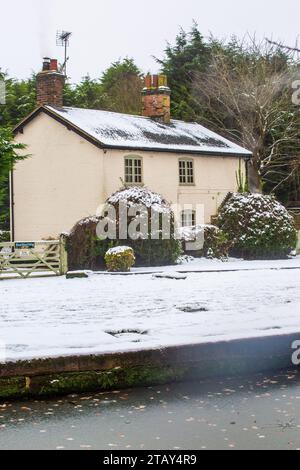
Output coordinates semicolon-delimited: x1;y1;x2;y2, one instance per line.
59;234;69;275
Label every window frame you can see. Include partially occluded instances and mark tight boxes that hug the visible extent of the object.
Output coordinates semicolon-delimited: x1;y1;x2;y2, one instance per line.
179;158;195;186
124;155;143;185
181;210;196;228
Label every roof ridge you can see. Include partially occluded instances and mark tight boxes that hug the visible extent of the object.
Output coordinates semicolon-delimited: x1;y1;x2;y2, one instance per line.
54;105;153;121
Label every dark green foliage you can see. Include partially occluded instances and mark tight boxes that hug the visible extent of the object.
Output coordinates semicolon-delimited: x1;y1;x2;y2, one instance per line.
156;23;213;122
124;237;182;267
63;75;105;110
0;71;35;229
66;217;116;270
0;73;36;127
180;224;231;259
0;128;27;230
62;58;143;114
106;187;182;267
202;226;231;259
217;192;297;259
66;187;182;270
0;230;10;242
100;58;143;115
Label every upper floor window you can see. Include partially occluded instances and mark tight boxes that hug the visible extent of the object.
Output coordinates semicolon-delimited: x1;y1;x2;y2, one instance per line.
179;159;194;185
125;156;143;184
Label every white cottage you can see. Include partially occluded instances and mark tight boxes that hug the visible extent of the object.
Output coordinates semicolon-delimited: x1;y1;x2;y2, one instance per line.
12;58;251;241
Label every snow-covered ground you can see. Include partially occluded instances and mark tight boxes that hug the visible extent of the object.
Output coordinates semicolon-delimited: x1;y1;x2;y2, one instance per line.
1;257;300;363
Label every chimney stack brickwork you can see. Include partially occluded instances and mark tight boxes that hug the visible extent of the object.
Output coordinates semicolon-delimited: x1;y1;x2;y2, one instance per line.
142;74;171;123
36;58;65;108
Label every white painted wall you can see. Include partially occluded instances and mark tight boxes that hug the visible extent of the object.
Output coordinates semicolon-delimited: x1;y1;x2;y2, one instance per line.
13;113;104;240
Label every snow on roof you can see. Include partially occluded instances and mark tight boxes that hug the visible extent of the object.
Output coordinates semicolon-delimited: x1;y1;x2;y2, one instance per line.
45;106;252;157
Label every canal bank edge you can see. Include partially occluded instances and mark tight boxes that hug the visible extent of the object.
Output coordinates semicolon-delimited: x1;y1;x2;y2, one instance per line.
0;333;300;400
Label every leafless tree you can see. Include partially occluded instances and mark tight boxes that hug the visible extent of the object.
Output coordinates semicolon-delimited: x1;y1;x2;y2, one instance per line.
192;38;300;195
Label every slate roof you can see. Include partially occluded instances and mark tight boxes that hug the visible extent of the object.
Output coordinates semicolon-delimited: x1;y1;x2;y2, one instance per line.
16;105;252;157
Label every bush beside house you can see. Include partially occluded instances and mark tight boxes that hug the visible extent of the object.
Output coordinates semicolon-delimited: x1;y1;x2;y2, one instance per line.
105;246;135;272
106;187;182;266
217;192;297;259
178;225;230;259
66;216;112;271
66;189;296;269
66;187;181;270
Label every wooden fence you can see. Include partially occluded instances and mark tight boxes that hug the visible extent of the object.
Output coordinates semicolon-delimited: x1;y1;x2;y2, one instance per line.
0;237;68;280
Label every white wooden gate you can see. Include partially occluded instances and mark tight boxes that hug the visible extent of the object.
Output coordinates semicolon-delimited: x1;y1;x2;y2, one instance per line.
0;237;68;280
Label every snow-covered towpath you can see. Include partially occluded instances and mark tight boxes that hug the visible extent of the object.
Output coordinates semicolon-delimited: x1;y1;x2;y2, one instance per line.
1;258;300;362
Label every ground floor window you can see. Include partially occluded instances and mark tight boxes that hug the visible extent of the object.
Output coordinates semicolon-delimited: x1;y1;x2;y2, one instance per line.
181;210;196;227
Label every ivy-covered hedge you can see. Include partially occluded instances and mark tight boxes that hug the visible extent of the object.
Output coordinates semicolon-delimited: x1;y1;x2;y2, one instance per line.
105;246;135;272
66;217;114;271
0;231;10;243
105;187;182;267
217;192;297;259
66;187;182;270
178;224;231;259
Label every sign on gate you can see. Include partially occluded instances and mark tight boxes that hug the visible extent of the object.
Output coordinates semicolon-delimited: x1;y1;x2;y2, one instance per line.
15;242;36;250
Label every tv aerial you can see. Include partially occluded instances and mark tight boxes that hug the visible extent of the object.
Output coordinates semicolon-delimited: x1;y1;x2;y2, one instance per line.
56;31;72;75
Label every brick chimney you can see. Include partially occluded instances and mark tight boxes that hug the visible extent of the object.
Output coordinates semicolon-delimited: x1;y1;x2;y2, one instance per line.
142;74;171;123
36;58;65;108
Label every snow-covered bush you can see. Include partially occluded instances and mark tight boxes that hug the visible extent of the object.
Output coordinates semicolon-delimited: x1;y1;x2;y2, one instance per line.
178;224;230;259
66;216;114;271
0;231;10;243
105;246;135;272
66;187;182;270
106;187;182;266
217;193;297;259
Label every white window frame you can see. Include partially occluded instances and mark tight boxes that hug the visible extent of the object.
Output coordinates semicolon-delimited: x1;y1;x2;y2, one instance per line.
181;210;196;227
179;159;194;185
125;156;143;185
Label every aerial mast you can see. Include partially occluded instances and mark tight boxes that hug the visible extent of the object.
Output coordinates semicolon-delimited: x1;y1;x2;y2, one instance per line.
56;31;72;75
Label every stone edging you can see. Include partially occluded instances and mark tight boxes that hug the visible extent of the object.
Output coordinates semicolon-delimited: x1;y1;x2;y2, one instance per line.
0;333;299;400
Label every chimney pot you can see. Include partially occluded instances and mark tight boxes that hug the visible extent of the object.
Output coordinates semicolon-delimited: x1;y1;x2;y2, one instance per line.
42;57;51;71
50;59;58;71
152;75;159;88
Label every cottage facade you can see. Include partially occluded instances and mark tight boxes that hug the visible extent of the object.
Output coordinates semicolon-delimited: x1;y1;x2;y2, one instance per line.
12;59;251;241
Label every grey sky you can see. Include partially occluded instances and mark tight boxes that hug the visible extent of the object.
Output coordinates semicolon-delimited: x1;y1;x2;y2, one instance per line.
1;0;299;83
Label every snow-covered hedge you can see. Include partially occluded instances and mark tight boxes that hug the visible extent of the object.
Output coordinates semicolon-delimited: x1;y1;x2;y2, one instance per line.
66;216;111;271
105;246;135;272
66;187;182;270
178;224;230;259
217;193;297;259
106;187;182;266
0;231;10;243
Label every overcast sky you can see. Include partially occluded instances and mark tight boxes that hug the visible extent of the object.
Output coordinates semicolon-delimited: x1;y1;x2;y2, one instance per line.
1;0;299;83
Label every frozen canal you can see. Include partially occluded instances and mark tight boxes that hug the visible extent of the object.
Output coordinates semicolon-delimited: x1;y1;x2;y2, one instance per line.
1;369;300;450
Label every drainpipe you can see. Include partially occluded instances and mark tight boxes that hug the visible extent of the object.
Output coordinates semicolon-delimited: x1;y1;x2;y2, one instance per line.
9;169;15;242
